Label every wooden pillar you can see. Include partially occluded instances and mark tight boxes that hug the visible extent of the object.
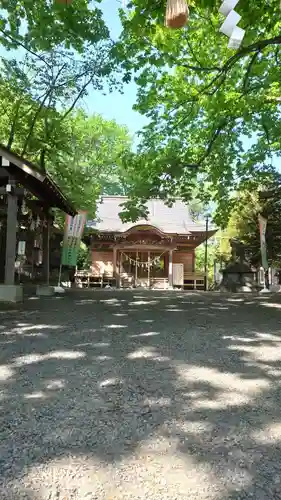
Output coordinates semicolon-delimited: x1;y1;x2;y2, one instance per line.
119;251;123;287
113;247;117;277
113;247;118;287
135;250;138;285
168;249;173;288
148;250;150;288
0;218;6;283
42;216;50;285
5;185;18;285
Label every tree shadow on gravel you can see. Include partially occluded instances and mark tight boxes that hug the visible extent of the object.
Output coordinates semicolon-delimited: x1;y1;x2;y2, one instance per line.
1;290;281;498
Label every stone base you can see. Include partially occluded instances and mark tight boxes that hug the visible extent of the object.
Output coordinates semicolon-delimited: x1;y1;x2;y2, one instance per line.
36;285;55;297
0;284;23;302
238;285;253;293
259;286;271;294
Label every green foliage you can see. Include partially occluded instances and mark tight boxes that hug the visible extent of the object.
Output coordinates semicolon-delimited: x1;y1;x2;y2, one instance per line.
47;110;132;217
0;45;131;220
213;176;281;267
0;37;123;160
195;240;217;283
77;241;90;270
116;0;281;224
0;0;109;52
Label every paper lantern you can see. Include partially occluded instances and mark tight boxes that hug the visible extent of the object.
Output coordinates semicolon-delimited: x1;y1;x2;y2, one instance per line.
165;0;189;29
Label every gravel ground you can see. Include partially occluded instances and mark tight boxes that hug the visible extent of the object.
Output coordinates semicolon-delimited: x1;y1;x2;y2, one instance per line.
1;290;281;500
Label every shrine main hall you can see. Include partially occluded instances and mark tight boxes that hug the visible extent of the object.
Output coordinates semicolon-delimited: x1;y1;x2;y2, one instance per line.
85;197;216;290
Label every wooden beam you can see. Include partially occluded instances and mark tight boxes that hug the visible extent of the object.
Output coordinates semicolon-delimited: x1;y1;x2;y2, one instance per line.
0;149;45;181
0;186;24;196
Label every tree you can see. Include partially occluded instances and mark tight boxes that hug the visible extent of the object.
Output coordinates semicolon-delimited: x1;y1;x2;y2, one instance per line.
0;30;132;209
214;176;281;268
0;0;110;53
116;1;281;224
47;110;132;216
0;100;132;219
0;38;122;163
195;238;229;286
0;56;132;219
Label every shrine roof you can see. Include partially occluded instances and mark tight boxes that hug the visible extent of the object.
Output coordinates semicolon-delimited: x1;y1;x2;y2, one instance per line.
0;144;76;216
88;196;217;236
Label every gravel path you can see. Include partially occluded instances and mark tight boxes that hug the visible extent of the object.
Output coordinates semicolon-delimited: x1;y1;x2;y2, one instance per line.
1;290;281;499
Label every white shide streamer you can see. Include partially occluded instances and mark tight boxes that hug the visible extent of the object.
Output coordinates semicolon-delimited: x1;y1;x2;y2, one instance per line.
219;0;245;49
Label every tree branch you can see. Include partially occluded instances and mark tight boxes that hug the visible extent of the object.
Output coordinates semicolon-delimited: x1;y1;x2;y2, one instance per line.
21;63;67;156
180;35;281;97
0;28;51;68
181;62;221;72
198;119;228;166
60;76;92;122
7;99;21;150
205;35;281;94
243;51;259;92
180;40;221;72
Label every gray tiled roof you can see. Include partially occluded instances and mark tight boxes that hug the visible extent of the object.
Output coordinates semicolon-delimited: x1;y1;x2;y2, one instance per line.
87;197;216;235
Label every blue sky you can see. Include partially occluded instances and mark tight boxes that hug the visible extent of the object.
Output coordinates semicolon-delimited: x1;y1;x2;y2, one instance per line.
84;0;148;139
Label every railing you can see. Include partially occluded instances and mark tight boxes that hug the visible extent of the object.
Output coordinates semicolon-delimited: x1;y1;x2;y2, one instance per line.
75;270;116;288
74;270;207;290
184;272;206;290
120;272;134;287
150;277;169;289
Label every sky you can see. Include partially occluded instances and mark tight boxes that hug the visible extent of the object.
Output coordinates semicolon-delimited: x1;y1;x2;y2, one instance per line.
84;0;148;140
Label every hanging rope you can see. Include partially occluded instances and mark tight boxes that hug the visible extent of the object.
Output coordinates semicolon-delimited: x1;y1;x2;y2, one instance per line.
165;0;189;29
121;251;166;268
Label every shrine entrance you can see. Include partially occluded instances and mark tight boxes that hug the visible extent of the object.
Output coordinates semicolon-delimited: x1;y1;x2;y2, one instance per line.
121;250;167;288
113;225;177;289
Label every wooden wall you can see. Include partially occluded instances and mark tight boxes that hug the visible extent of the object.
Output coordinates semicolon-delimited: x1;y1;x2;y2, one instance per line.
173;250;194;272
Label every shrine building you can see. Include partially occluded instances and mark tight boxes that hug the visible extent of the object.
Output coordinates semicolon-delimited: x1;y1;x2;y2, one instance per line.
0;144;76;302
85;196;217;290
